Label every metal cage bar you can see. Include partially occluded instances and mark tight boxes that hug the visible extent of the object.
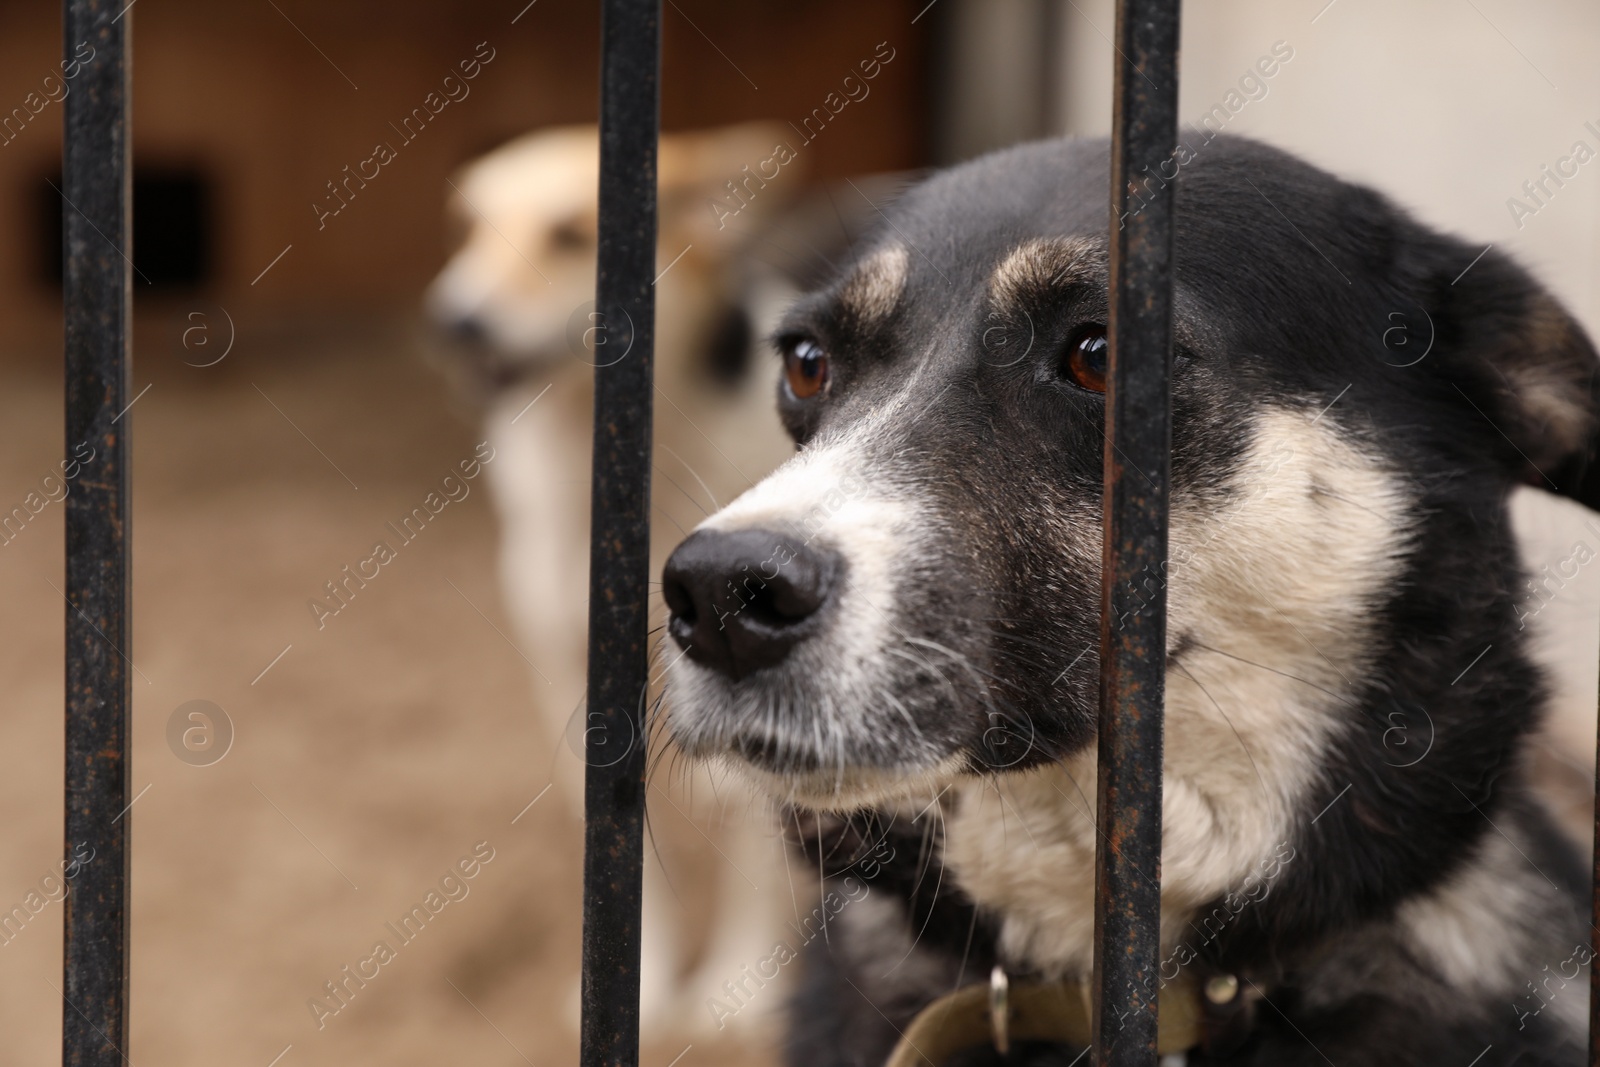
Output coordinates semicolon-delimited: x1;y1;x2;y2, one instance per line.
61;1;132;1065
1592;681;1600;1065
1093;0;1180;1063
580;1;660;1066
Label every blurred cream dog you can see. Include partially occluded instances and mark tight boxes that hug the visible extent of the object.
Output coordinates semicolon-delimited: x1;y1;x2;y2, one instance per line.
427;124;802;1035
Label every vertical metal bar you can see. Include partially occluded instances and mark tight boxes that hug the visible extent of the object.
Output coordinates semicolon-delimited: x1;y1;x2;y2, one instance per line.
581;1;659;1066
1590;652;1600;1067
1093;0;1179;1064
61;1;131;1065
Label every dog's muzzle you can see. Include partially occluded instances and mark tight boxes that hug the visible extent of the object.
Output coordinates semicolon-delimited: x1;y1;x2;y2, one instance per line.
662;528;840;680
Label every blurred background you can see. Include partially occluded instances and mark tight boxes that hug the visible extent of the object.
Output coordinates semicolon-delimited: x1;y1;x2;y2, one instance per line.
0;0;1596;1064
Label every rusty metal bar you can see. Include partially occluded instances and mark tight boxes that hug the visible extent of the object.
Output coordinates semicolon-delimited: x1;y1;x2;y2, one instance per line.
1591;659;1600;1066
61;1;132;1065
1093;0;1180;1064
580;0;659;1065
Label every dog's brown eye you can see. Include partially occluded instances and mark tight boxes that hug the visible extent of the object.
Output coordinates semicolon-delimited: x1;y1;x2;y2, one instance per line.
1063;325;1108;393
784;339;829;400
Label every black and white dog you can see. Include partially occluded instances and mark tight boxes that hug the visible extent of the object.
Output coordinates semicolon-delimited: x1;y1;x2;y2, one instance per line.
660;135;1600;1065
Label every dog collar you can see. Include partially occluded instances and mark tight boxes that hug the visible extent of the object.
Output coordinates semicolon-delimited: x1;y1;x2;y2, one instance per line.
882;967;1234;1066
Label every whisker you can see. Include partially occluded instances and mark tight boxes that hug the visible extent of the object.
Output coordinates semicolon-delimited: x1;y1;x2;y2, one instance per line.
953;899;982;993
1187;639;1358;707
882;797;949;979
656;441;723;514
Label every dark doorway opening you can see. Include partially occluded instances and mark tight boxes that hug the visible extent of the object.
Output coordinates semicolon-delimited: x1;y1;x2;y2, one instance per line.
40;166;215;289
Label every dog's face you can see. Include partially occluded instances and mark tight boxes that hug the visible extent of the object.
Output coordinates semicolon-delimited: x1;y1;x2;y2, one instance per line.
426;122;789;390
662;135;1600;811
426;126;600;373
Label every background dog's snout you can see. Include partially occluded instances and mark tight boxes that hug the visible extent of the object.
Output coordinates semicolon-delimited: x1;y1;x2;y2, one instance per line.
663;528;838;679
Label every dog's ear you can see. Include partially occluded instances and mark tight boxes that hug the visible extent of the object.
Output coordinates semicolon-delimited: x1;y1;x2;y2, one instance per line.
1408;239;1600;509
659;121;803;243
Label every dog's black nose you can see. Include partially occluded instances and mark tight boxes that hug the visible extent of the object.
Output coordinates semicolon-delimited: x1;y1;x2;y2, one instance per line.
662;528;838;679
